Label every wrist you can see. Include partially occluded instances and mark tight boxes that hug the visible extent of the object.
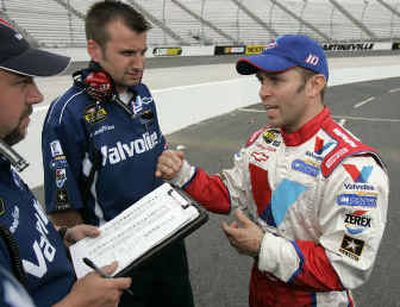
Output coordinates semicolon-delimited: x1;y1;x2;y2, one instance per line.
58;226;69;239
169;160;195;187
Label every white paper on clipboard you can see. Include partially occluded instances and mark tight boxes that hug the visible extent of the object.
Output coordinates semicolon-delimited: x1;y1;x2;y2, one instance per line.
69;182;200;278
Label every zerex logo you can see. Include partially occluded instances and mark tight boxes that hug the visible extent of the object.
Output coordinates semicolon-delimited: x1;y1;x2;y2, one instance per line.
343;164;373;183
344;210;371;235
345;210;371;227
101;132;158;166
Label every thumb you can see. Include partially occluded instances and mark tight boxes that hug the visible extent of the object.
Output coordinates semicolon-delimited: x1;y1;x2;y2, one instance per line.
102;261;118;275
235;209;252;226
113;276;132;290
175;150;185;160
81;225;100;238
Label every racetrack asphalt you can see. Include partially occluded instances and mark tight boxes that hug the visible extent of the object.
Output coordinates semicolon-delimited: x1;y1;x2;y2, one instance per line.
32;73;400;306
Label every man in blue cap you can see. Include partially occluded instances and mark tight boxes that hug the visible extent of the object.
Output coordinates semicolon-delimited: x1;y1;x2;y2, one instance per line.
156;34;389;306
0;18;131;306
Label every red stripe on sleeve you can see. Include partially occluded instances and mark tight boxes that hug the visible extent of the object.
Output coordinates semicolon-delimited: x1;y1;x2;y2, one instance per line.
292;240;344;292
185;168;230;214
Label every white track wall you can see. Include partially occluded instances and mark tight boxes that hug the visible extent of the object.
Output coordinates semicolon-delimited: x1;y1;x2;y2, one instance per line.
14;56;400;188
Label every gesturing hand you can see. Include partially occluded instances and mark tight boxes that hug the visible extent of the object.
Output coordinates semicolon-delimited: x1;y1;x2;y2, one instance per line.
155;150;185;180
222;209;264;258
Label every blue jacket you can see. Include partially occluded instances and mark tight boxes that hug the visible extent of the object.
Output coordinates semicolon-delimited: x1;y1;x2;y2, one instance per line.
42;76;166;225
0;156;75;306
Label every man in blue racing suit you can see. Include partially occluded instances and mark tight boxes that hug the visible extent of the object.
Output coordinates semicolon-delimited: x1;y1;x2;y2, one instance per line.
41;2;193;307
0;18;131;307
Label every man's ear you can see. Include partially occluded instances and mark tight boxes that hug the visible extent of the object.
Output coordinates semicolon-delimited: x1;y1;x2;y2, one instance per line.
87;39;102;63
307;74;326;98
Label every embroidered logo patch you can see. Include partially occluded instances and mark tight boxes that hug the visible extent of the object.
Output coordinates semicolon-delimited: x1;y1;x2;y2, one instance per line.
84;105;108;124
262;130;281;147
56;188;70;211
344;210;372;235
337;194;377;208
343;164;373;183
292;159;320;177
339;235;365;261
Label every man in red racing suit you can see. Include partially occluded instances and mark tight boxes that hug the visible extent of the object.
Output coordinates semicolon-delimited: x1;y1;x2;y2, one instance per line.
156;35;389;306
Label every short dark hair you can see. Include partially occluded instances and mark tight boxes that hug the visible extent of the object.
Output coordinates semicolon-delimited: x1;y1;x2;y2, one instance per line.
85;1;151;48
296;67;326;100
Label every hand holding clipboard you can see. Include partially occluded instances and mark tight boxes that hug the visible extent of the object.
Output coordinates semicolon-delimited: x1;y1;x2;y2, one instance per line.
70;183;208;278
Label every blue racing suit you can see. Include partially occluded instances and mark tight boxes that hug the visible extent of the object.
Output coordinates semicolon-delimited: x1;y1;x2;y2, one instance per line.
0;156;75;306
42;68;193;307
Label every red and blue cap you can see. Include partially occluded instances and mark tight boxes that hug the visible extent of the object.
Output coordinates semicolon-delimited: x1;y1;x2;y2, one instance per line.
236;35;329;81
0;19;71;77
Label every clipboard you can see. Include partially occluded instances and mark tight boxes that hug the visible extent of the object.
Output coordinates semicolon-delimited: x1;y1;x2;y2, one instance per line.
69;182;208;278
115;186;208;277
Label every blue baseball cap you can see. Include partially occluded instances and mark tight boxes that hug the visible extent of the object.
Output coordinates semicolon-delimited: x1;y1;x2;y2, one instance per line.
0;19;71;77
236;35;329;81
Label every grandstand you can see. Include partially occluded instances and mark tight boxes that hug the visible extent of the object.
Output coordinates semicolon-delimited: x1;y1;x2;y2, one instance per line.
1;0;400;47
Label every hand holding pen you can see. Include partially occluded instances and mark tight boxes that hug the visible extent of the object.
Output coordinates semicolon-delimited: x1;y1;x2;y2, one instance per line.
83;257;134;296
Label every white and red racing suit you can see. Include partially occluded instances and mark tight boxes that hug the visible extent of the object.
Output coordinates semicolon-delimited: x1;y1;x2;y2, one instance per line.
171;107;389;306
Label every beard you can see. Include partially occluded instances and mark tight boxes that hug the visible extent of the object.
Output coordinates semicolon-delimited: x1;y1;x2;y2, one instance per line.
3;128;24;146
3;106;33;146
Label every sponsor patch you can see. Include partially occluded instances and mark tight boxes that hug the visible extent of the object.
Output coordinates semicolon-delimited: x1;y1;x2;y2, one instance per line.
100;131;158;166
343;164;373;183
55;168;67;188
292;159;320;177
251;151;270;162
255;143;277;152
337;193;377;207
141;96;153;105
343;182;375;191
344;210;372;235
339;235;365;261
92;124;115;137
325;147;349;169
132;96;143;114
50;158;68;170
50;140;63;157
56;188;70;210
314;137;336;155
306;150;323;162
0;198;5;216
262;130;281;147
84;105;108;124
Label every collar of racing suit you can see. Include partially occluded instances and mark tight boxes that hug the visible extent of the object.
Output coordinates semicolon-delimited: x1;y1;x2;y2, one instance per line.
281;106;330;146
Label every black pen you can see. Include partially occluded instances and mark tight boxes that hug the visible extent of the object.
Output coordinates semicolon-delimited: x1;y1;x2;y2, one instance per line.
83;257;134;296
